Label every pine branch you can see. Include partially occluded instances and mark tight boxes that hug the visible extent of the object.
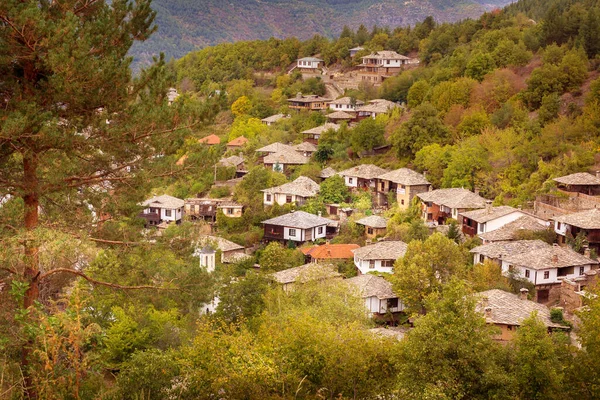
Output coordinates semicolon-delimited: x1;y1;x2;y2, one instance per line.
39;268;179;291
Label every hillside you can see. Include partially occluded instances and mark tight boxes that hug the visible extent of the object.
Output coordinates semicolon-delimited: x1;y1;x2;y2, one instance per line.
131;0;514;64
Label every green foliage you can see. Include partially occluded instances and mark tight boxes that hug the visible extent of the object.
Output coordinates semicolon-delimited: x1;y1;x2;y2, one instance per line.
350;117;386;153
465;51;496;81
393;233;468;313
392;103;450;158
258;242;305;272
407;79;431;108
215;271;270;326
320;175;350;203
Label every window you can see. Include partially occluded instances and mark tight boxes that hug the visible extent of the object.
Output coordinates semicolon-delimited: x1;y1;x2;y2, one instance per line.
318;226;323;234
286;195;293;203
479;254;485;264
367;227;374;235
544;271;550;279
369;260;375;269
507;325;513;331
227;208;233;215
266;194;272;202
401;199;405;205
580;266;585;275
557;222;561;230
386;59;390;64
349;177;354;184
382;260;394;268
525;270;530;278
289;229;296;237
165;209;172;217
387;298;399;308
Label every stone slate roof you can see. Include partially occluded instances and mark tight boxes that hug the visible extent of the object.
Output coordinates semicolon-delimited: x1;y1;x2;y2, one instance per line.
329;96;364;106
346;274;397;299
418;188;487;209
261;113;287;123
302;123;340;135
378;168;430;186
503;244;598;270
320;167;337;179
478;216;548;242
142;194;184;209
262;211;332;229
217;201;243;209
327;111;355;119
338;164;388;180
256;142;296;154
301;243;360;259
356;215;388;229
471;240;550;260
198;134;221;145
218;155;244;168
298;57;323;62
553;209;600;229
369;327;406;340
460;205;520;223
287;93;330;103
476;289;566;329
352;240;408;261
263;149;309;165
226;136;248;147
262;176;320;198
199;235;244;252
356;99;398;114
361;51;411;60
272;263;340;285
294;142;318;152
554;172;600;186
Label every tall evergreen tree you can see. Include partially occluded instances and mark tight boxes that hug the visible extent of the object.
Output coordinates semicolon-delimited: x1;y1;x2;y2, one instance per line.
0;0;202;396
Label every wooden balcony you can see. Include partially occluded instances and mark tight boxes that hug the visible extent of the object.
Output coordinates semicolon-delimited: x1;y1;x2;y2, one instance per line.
462;224;477;237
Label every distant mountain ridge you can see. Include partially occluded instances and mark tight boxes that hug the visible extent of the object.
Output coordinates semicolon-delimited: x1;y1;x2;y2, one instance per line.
131;0;514;64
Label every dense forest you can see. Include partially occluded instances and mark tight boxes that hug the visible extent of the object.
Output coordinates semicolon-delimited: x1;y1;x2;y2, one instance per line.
2;0;600;398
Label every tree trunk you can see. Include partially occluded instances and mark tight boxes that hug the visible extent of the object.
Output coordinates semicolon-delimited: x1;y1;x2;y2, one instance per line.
21;153;39;399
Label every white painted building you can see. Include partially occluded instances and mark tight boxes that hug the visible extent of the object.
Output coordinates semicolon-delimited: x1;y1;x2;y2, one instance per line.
262;211;333;244
347;274;405;314
141;194;184;226
328;97;364;111
262;176;320;206
297;57;324;70
460;204;538;237
352;241;408;275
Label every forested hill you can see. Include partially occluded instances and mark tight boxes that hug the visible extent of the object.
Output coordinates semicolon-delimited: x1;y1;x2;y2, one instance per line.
131;0;514;64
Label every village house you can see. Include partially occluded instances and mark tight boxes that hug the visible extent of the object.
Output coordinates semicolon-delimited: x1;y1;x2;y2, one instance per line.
226;136;248;151
346;274;405;317
256;142;297;155
301;243;360;263
471;239;549;265
262;176;320;206
262;211;333;244
296;57;324;72
417;188;487;225
263;149;310;173
198;235;248;264
375;168;430;209
217;201;244;218
356;215;388;239
553;208;600;253
352;240;408;274
261;113;288;126
302;122;340;144
328;96;364;112
478;215;549;243
326;111;355;123
319;167;337;182
218;155;246;177
472;240;599;303
271;263;342;293
184;197;232;222
476;289;567;341
167;87;179;105
287;93;330;111
325;203;354;219
534;172;600;219
198;134;221;145
358;51;413;84
355;99;399;119
338;164;388;191
294;141;318;157
349;46;364;57
140;194;185;227
460;203;532;237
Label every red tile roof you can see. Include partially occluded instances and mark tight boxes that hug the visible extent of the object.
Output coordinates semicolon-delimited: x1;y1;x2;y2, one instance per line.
301;243;360;259
199;134;221;145
227;136;249;147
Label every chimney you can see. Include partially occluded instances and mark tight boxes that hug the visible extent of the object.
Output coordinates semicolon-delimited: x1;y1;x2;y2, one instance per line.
552;253;559;264
485;200;492;214
484;306;492;318
584;245;591;258
596;170;600;178
519;288;529;300
473;186;479;195
318;211;322;217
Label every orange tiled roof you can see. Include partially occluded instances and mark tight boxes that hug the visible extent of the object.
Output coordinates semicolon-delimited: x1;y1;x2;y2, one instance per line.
301;243;360;259
227;136;249;147
199;134;221;145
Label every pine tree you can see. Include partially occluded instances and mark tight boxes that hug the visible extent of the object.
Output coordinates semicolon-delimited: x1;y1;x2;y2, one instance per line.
0;1;200;396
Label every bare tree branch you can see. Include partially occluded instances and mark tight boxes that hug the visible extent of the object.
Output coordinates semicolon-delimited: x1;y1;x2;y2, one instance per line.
39;268;180;291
